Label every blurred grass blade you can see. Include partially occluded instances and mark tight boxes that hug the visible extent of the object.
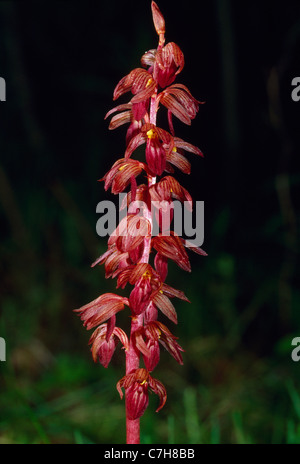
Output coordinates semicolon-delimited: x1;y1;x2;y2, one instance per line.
210;417;220;444
167;415;175;444
184;387;201;444
287;380;300;421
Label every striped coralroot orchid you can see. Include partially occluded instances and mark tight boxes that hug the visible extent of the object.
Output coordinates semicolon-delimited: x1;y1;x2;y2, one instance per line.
75;1;207;444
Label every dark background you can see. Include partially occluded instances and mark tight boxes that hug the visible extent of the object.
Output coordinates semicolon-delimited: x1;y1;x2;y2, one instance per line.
0;0;299;444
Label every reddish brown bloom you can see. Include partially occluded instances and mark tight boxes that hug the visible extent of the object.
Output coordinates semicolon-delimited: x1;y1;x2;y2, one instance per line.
159;83;203;125
154;42;185;88
101;158;145;194
92;244;131;279
149;175;193;211
116;263;147;289
89;323;129;368
117;368;167;420
134;319;184;369
74;293;129;330
113;68;156;121
108;214;151;253
145;320;184;365
125;123;174;176
117;264;162;316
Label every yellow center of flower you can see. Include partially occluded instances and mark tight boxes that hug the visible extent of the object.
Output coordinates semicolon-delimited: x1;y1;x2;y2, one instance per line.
142;270;152;279
172;147;177;152
140;380;147;385
146;78;153;88
118;164;127;171
146;129;156;139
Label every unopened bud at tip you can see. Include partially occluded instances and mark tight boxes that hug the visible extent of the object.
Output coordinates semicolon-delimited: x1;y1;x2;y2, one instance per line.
151;1;165;36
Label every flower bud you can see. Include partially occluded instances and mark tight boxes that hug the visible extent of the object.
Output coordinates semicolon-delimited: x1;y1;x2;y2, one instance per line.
151;1;165;36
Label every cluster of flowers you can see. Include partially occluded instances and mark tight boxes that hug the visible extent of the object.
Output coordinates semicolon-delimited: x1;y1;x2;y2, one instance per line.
75;1;206;423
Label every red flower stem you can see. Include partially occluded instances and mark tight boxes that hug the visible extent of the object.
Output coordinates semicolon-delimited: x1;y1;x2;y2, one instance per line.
125;313;142;444
125;91;158;445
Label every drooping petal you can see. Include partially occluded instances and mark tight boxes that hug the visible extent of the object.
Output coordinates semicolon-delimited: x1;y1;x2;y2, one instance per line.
152;233;191;272
91;247;114;268
153;292;178;324
125;132;147;159
145;320;184;365
91;244;131;278
159;84;202;125
182;238;208;256
173;137;203;157
108;111;132;130
159;92;191;125
148;376;167;413
104;103;132;121
117;371;137;399
113;326;130;349
163;176;193;210
113;73;134;101
161;283;190;302
166;149;191;174
159;336;184;365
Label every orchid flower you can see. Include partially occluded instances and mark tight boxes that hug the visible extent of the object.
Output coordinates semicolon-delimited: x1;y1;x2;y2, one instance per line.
75;1;206;444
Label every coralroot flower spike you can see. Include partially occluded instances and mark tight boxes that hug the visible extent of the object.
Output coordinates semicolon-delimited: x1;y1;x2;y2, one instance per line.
75;1;207;444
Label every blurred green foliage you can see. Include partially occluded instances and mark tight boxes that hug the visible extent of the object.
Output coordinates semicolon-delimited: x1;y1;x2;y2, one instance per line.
0;0;300;444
